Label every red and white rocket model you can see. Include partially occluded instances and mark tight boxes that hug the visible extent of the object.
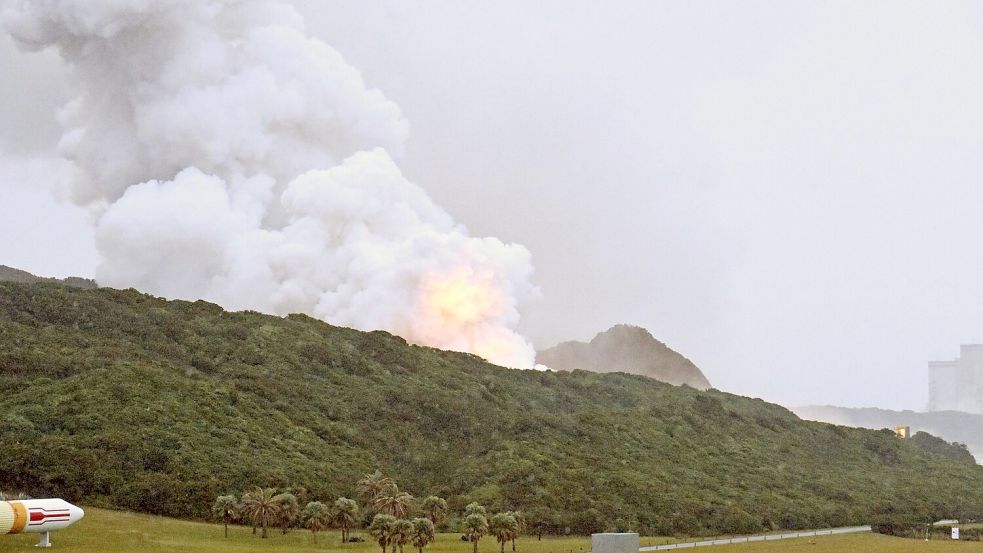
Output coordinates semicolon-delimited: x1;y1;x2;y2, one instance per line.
0;498;84;547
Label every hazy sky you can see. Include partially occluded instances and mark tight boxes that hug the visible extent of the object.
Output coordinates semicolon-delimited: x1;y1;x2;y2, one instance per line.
3;1;983;411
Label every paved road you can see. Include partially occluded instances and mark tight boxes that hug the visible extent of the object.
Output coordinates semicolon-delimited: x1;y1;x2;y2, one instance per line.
639;526;872;550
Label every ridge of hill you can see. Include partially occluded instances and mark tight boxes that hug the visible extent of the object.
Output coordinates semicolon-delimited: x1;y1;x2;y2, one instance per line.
0;281;981;536
794;405;983;462
0;265;96;289
537;325;712;390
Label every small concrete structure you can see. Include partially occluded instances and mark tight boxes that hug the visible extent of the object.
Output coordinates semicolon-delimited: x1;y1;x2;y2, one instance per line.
592;533;639;553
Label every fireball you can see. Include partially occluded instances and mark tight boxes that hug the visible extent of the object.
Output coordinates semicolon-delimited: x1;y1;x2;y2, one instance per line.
412;267;533;367
420;267;503;327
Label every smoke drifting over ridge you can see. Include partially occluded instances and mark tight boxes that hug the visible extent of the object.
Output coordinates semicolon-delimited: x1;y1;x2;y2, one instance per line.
3;0;539;367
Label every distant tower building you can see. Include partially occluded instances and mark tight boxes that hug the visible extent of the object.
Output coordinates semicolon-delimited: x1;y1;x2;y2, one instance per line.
928;359;961;411
893;426;910;439
928;345;983;414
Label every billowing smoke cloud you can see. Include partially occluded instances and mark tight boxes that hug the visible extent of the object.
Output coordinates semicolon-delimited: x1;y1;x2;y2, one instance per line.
2;0;538;367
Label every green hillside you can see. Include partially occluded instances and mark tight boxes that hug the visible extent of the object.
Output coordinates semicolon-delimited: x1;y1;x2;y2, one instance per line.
0;281;981;536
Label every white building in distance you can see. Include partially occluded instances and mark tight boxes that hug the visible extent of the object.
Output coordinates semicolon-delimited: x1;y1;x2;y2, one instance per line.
929;344;983;414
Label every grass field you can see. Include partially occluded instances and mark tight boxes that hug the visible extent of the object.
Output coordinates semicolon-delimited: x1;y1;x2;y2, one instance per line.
0;508;981;552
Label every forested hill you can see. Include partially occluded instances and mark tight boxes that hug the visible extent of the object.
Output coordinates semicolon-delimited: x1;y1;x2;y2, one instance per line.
0;265;97;289
795;405;983;462
1;281;981;536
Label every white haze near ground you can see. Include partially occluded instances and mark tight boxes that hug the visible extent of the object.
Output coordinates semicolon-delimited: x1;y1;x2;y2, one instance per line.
3;1;983;410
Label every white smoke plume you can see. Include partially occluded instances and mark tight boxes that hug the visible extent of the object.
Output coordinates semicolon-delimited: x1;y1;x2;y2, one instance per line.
2;0;539;368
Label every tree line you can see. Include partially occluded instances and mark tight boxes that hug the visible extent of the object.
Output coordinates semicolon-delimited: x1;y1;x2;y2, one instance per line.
211;470;523;551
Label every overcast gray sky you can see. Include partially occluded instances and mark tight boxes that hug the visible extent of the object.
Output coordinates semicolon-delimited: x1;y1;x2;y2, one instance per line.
3;1;983;411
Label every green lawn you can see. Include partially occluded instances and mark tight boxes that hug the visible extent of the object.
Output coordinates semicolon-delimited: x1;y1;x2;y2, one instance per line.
0;508;590;553
0;509;980;552
708;533;983;552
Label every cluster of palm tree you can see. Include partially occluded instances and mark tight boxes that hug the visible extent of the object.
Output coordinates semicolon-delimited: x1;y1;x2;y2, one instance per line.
360;471;440;553
355;471;450;526
460;503;524;553
210;471;523;552
211;487;360;544
367;515;436;553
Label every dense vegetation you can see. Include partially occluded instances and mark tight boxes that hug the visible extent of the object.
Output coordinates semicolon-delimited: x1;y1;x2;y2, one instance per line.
1;282;982;536
873;520;983;541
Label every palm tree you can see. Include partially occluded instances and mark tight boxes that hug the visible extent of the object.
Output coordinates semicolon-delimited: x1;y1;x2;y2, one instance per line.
241;487;282;538
392;519;414;553
462;513;489;553
373;485;414;518
211;495;239;538
421;496;448;527
301;501;331;544
241;489;259;535
464;502;487;517
275;492;300;534
334;497;360;543
358;470;396;503
368;514;398;553
490;513;518;553
410;517;436;553
506;511;524;551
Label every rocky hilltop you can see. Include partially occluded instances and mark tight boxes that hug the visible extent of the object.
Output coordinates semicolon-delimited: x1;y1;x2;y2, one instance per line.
537;324;712;390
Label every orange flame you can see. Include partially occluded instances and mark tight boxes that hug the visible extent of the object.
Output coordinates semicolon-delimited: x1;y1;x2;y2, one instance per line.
420;268;503;327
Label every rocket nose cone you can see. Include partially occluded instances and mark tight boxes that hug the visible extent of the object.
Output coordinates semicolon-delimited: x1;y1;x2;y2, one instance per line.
69;504;84;523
